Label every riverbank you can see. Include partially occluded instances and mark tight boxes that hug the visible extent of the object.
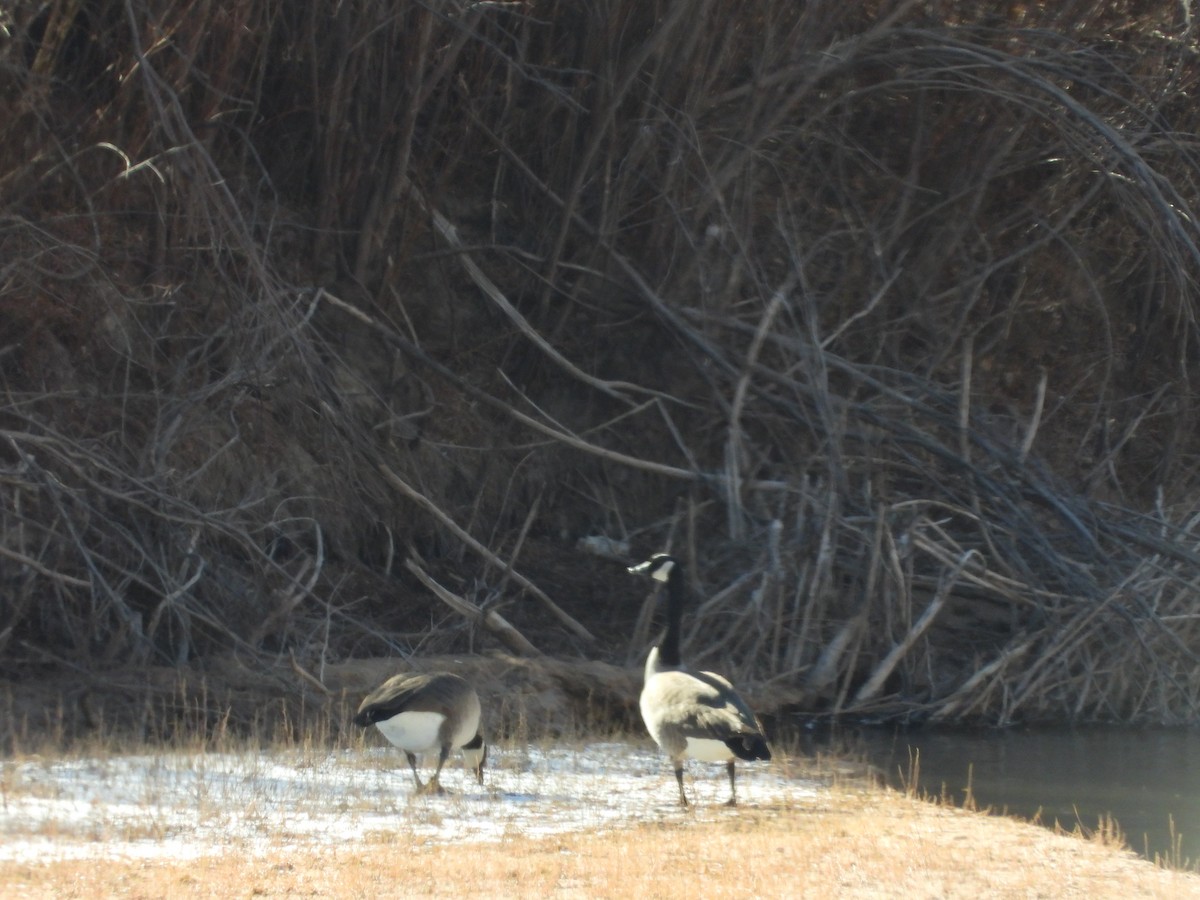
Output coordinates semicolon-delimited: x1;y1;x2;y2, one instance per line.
0;740;1194;898
2;786;1194;899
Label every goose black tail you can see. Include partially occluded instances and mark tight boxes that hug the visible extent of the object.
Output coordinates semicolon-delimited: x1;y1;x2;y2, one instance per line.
352;709;380;728
726;734;771;762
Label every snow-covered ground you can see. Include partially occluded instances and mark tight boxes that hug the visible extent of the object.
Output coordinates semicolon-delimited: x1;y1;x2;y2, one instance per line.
0;741;820;862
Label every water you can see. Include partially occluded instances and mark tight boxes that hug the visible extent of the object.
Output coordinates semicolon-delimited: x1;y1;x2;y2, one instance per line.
846;726;1200;866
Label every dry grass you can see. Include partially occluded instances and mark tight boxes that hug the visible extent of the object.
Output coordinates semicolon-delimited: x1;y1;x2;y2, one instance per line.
1;786;1194;899
8;0;1200;737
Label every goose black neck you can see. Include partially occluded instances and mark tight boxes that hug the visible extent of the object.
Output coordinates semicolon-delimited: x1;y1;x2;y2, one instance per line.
657;563;686;668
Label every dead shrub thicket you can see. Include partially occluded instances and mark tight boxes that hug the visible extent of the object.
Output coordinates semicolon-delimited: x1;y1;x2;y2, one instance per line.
3;1;1200;732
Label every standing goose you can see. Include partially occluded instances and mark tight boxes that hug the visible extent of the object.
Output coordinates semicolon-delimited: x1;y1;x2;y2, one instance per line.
353;671;487;794
628;553;771;807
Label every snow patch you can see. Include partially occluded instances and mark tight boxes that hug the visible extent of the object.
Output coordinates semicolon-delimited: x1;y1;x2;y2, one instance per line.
0;741;819;862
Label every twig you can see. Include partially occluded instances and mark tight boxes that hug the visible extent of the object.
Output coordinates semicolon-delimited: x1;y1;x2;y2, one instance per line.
852;549;977;706
318;289;734;486
726;287;788;540
289;649;332;695
404;558;541;657
378;464;593;642
495;489;542;600
958;334;973;463
0;543;90;588
1018;367;1048;464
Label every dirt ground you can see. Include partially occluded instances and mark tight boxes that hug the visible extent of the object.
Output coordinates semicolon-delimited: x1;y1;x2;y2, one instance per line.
2;787;1196;899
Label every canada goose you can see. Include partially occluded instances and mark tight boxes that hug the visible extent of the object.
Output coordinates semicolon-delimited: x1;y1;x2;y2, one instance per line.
628;553;771;807
353;671;487;794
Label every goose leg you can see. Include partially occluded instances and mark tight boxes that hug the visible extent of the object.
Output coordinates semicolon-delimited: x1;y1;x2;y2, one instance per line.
422;744;451;795
725;760;738;807
404;752;426;792
674;762;689;808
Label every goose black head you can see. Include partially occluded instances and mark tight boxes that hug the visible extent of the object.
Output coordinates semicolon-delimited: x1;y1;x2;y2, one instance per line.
627;553;678;584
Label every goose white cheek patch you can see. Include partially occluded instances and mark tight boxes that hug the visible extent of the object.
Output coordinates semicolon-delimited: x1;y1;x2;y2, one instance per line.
651;559;674;582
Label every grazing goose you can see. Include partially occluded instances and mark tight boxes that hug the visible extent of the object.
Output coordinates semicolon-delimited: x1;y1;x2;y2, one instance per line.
353;671;486;794
628;553;771;807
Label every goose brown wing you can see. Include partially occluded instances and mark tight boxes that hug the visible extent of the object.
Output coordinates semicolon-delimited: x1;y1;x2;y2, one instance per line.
645;670;761;740
698;669;767;730
354;673;460;725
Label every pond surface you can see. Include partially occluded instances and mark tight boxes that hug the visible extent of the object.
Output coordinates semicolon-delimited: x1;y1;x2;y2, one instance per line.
845;726;1200;866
